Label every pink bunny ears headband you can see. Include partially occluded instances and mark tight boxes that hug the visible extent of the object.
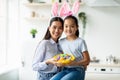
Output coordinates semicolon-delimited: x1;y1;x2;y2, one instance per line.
51;0;80;18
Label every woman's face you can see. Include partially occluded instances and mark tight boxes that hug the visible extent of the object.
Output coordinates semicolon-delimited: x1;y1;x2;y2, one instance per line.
64;18;78;37
49;21;63;41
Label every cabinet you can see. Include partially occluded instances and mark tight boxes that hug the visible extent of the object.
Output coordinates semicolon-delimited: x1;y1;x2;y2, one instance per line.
86;63;120;73
85;63;120;80
85;73;120;80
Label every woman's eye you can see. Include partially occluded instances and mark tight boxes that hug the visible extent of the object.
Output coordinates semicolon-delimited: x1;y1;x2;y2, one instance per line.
59;27;63;30
53;26;56;29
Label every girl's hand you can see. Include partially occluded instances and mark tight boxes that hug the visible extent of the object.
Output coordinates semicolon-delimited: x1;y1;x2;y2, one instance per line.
66;61;77;66
54;60;76;67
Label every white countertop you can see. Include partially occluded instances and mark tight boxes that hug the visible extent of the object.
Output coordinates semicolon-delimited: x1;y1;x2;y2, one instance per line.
88;63;120;67
86;63;120;74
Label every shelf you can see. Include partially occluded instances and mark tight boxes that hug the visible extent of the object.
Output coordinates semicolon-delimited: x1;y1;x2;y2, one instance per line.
24;3;53;7
24;2;84;21
25;17;50;21
24;2;84;7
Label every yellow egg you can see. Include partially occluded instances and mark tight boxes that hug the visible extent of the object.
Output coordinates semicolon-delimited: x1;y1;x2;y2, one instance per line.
53;53;75;64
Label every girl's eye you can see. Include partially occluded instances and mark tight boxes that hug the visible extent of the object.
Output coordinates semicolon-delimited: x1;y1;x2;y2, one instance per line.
71;26;74;28
65;25;68;28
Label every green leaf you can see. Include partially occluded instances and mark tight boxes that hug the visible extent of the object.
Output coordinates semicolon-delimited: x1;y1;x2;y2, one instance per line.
30;29;37;35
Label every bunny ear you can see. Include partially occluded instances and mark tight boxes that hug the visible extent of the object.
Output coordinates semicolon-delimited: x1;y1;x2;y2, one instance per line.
51;2;58;16
72;0;80;15
59;2;71;17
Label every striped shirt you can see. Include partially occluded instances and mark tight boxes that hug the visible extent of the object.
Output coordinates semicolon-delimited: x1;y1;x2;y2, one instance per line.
32;38;61;73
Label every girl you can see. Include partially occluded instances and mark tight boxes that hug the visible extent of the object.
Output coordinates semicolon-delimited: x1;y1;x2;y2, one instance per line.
32;17;63;80
50;15;90;80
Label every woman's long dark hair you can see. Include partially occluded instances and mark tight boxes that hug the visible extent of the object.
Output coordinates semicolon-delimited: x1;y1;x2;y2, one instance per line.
64;15;79;37
43;17;64;40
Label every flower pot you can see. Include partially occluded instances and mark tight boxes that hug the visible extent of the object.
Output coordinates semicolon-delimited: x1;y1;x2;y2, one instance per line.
32;34;35;38
28;0;33;3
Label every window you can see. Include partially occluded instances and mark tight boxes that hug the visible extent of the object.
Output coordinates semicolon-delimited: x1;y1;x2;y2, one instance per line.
0;0;7;66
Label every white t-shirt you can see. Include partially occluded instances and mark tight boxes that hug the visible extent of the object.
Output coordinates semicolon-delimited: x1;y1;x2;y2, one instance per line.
59;37;88;68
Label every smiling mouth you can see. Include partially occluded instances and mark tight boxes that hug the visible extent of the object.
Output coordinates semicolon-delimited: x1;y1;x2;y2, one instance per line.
54;33;60;36
67;31;72;34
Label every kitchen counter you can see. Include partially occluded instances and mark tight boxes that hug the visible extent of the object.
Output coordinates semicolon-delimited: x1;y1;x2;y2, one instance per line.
85;63;120;80
88;63;120;67
86;63;120;74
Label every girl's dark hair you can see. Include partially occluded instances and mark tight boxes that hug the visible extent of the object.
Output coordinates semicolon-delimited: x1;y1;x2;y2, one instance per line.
64;15;79;37
43;17;63;40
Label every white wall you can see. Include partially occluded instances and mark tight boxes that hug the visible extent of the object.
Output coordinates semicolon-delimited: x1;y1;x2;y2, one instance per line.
19;1;120;80
3;0;120;80
20;4;120;62
7;0;21;66
82;6;120;62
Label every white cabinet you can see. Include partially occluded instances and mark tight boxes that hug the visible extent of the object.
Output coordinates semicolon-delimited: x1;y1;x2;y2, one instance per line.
85;73;120;80
86;63;120;73
87;66;120;74
85;63;120;80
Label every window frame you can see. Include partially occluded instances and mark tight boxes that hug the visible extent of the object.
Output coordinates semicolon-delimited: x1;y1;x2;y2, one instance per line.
0;0;8;67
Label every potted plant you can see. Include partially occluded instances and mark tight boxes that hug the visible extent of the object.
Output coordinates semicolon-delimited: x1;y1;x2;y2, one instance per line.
78;12;87;38
30;28;38;38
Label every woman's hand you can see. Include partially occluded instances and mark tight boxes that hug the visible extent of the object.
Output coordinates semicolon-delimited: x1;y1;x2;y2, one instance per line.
45;58;57;65
54;62;66;67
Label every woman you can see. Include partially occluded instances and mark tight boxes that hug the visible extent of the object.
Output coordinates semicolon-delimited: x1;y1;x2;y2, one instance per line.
32;17;64;80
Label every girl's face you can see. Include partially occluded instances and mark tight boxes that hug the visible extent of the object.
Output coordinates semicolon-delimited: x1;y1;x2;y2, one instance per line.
49;21;63;41
64;18;78;37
